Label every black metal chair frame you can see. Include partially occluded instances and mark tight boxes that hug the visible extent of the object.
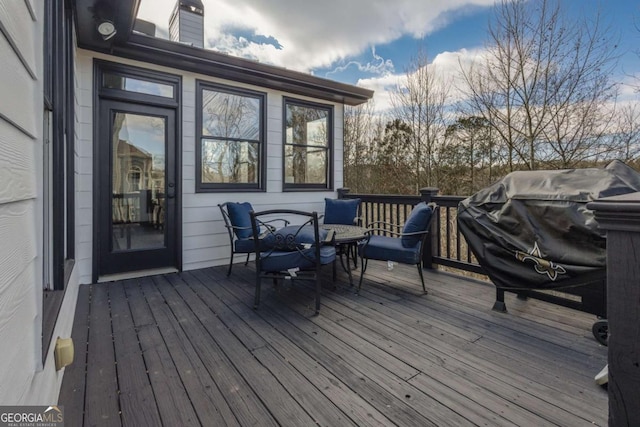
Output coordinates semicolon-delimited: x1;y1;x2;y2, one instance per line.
250;209;336;314
218;203;289;276
358;202;437;293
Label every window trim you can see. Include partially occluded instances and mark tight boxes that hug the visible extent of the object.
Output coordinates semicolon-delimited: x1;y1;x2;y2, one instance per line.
195;80;267;192
94;60;181;106
282;97;334;191
42;0;75;363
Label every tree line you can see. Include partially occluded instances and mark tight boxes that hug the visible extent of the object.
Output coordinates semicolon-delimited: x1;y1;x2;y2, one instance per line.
344;0;640;196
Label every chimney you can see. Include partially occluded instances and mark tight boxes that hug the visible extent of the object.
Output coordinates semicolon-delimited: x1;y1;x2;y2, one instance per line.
169;0;204;48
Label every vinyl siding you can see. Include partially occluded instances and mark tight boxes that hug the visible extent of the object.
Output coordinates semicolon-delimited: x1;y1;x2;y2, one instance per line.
75;51;345;282
0;0;40;404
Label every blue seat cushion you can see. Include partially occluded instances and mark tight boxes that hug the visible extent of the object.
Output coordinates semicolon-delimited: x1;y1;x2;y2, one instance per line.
324;198;360;225
401;203;433;248
359;235;421;265
261;225;328;251
260;246;336;272
234;238;255;253
227;202;254;239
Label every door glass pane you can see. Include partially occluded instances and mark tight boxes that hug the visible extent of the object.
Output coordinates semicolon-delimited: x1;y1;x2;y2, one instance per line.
111;112;166;251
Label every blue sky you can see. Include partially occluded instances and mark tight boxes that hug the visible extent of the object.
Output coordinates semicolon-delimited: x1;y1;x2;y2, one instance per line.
138;0;640;110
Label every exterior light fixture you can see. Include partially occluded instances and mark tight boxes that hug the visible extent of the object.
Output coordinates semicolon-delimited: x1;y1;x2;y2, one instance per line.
97;20;117;40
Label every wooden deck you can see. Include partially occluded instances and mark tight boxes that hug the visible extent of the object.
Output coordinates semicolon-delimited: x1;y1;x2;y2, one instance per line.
59;262;608;426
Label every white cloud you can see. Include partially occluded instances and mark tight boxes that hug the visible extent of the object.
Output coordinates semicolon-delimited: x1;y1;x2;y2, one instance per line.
354;47;489;113
137;0;494;73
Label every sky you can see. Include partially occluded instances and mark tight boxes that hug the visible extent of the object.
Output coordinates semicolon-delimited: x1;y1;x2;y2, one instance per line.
136;0;640;112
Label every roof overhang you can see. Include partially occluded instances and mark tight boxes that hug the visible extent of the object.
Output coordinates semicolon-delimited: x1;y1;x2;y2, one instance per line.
72;0;373;106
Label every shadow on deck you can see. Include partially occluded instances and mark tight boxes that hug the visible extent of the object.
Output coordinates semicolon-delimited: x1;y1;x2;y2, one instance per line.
59;261;608;426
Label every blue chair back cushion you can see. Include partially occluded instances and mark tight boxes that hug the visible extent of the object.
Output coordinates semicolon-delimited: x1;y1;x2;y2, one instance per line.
324;198;360;225
227;202;253;239
401;203;433;248
261;225;328;251
260;246;336;272
359;235;421;265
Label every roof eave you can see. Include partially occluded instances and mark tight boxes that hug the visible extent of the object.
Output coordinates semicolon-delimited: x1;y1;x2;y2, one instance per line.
76;20;373;106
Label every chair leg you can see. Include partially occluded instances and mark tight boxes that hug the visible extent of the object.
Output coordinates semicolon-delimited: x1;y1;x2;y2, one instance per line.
227;252;235;276
417;264;427;294
351;244;358;269
244;253;250;266
357;257;368;293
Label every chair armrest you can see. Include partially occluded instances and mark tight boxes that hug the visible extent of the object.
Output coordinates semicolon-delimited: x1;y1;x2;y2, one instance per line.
365;220;403;230
364;228;403;237
363;228;430;238
227;224;252;231
323;229;335;245
262;218;290;231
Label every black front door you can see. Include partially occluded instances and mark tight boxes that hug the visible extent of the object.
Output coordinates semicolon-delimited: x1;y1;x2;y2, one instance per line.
97;100;178;276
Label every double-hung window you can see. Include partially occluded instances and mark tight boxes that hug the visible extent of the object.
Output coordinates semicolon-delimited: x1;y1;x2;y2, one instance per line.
283;98;333;190
196;81;266;191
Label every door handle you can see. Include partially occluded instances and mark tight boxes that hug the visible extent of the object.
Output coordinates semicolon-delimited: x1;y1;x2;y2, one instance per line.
167;182;176;199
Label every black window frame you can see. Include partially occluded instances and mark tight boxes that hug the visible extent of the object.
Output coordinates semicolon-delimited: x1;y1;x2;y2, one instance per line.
196;80;267;192
43;0;75;361
282;97;334;191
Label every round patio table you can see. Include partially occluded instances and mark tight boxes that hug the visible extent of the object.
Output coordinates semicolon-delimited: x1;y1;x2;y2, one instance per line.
322;224;367;285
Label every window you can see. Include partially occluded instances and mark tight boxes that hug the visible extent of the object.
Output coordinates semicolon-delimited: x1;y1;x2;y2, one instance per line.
102;73;175;98
283;98;333;190
196;81;266;192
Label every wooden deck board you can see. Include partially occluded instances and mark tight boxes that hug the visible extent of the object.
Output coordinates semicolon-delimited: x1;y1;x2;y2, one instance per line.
57;285;90;427
108;282;163;427
60;263;608;426
84;284;121;427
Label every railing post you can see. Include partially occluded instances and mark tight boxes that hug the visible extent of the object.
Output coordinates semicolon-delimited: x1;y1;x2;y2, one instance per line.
337;187;350;199
588;192;640;427
420;187;439;269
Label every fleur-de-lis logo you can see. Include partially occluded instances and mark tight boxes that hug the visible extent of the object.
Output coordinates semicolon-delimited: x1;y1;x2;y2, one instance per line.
515;241;566;281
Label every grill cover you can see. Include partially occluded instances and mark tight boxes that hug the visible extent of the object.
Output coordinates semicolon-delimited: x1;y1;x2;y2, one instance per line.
457;161;640;290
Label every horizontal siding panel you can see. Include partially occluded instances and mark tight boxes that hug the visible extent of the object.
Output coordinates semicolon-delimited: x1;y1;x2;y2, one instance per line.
0;32;37;136
0;263;37;404
182;257;227;272
183;233;227;251
0;0;37;76
0;118;36;203
0;200;37;291
183;245;231;265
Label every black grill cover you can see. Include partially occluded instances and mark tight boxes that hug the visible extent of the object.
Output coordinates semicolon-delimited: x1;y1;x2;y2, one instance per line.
457;161;640;290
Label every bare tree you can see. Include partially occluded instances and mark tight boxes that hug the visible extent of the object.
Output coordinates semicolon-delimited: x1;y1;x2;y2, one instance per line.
344;100;380;192
610;103;640;165
460;0;619;170
390;47;450;190
442;116;494;194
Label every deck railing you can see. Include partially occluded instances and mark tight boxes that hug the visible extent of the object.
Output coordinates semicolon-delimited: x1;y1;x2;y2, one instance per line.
337;187;482;275
338;187;606;319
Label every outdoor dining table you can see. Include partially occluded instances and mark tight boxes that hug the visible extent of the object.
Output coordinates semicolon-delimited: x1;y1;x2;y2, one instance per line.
322;224;368;285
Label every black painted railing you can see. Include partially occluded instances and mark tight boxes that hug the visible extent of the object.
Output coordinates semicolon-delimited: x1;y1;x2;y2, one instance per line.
338;187;482;275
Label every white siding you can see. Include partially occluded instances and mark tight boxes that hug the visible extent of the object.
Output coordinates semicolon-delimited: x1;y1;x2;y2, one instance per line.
75;51;346;281
0;0;40;404
0;0;81;404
